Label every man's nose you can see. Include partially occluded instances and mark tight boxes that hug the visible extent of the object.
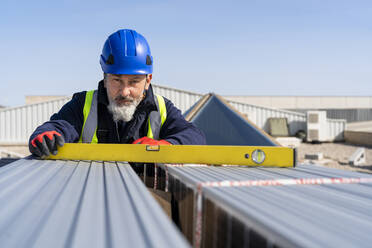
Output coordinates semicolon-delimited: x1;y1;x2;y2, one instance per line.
120;86;131;97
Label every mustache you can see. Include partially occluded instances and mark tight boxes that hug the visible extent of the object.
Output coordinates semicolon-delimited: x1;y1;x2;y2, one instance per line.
115;95;134;102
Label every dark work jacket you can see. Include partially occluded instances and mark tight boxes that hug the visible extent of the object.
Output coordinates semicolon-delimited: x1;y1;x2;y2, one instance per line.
29;81;206;145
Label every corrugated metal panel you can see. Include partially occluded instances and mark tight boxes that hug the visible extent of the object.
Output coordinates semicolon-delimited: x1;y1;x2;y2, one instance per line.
287;109;347;140
228;100;307;135
0;85;346;144
327;118;346;141
225;96;372;109
0;85;201;144
0;97;71;145
158;164;372;248
0;159;189;248
152;85;310;135
288;108;372;123
322;108;372;123
152;84;203;113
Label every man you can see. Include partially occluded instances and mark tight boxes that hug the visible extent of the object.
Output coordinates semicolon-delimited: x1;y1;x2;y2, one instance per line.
29;29;206;157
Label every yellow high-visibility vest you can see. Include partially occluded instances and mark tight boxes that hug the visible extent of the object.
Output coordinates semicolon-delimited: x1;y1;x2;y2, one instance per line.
78;90;167;143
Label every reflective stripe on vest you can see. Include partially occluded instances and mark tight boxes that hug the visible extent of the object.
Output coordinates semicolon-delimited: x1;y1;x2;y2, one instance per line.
79;90;98;143
79;90;167;143
147;94;167;139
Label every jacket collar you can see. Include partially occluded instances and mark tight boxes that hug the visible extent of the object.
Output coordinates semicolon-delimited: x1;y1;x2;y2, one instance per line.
97;80;158;113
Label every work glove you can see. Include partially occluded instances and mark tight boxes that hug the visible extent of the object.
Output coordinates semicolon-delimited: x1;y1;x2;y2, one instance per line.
29;131;65;157
132;137;171;145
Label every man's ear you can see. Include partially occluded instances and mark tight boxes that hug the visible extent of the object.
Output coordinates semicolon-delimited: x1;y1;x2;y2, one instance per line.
145;74;152;90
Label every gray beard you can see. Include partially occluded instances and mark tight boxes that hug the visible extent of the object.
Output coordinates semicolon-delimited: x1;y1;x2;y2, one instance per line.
107;97;142;122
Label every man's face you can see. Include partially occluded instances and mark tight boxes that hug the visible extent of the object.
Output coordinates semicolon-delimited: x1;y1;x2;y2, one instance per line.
104;74;151;106
104;74;152;122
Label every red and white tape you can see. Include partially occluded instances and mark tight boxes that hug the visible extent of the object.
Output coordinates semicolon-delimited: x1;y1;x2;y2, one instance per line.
198;177;372;189
193;177;372;248
163;164;208;192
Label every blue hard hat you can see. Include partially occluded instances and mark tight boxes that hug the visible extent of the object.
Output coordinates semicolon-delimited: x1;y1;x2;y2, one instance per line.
100;29;153;74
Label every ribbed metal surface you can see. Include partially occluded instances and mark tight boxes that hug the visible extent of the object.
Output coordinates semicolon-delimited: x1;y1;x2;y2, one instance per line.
289;108;372;123
0;84;346;144
327;118;347;141
153;84;345;140
160;164;372;248
0;84;203;145
152;84;203;113
0;98;70;145
0;159;189;248
225;96;372;109
152;86;312;137
228;100;307;135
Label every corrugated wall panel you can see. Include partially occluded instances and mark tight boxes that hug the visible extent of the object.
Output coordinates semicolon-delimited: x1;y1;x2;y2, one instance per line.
0;85;347;144
225;96;372;109
288;108;372;123
327;119;346;141
326;109;372;123
0;97;71;144
230;102;346;140
152;84;203;113
228;101;307;135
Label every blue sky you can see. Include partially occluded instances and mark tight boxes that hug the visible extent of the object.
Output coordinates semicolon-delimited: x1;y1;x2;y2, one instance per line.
1;0;371;107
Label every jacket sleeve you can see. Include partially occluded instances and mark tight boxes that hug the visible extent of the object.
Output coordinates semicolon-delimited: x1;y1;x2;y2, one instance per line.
159;98;206;145
28;92;86;144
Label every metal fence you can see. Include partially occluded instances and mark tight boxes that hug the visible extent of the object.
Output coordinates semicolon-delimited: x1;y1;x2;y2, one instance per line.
0;84;346;144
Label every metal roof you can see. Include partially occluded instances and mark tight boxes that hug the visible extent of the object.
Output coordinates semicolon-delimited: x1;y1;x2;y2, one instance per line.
161;163;372;248
0;159;190;248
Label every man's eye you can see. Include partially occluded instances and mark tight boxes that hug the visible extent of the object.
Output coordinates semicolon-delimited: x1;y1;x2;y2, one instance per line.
129;81;139;84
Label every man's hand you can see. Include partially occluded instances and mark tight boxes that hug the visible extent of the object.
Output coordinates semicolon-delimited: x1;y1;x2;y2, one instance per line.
29;131;65;157
132;137;171;145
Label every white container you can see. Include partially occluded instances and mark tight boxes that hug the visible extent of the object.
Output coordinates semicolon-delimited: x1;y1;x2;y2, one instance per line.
307;111;329;142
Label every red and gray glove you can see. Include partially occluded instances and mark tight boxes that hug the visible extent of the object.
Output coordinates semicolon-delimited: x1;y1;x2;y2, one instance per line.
132;137;171;145
29;131;65;157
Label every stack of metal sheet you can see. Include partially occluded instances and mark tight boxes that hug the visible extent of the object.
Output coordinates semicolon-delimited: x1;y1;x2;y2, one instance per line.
0;159;189;248
157;164;372;248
